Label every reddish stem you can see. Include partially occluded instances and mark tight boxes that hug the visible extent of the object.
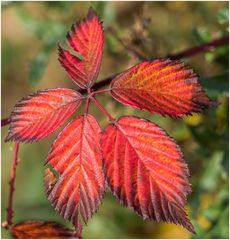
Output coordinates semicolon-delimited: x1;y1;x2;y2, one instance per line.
91;97;115;122
84;98;89;114
167;35;229;60
92;88;111;96
6;142;20;227
84;88;91;114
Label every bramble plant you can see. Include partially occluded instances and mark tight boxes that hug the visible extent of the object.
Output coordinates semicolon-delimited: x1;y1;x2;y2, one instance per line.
3;7;215;238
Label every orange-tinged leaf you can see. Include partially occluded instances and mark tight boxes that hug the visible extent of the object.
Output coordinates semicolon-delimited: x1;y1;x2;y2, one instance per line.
6;88;82;142
110;59;213;117
59;7;103;88
45;114;105;233
11;220;74;239
101;116;195;233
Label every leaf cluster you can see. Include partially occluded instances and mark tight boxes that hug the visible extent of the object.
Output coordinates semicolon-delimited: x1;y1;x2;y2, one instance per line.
3;7;216;238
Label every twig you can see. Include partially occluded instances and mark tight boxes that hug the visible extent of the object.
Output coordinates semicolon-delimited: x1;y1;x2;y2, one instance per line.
107;27;146;61
5;142;20;228
167;35;229;59
1;35;228;126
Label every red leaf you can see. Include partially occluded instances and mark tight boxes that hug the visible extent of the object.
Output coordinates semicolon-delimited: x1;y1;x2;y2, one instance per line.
59;7;103;89
101;116;195;233
45;114;105;232
110;59;213;117
11;220;75;239
6;88;82;142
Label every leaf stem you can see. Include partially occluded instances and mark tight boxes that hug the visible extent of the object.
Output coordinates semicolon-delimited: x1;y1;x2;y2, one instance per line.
5;142;20;228
84;98;89;114
91;97;115;122
92;88;111;96
84;88;91;114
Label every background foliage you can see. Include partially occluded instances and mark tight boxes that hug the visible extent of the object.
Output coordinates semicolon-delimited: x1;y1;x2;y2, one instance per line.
2;1;229;238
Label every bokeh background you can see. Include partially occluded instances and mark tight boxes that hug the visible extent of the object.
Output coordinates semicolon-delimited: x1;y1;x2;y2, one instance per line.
1;1;229;239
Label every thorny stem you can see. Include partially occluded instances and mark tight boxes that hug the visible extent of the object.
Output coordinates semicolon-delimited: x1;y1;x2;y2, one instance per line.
91;97;115;122
5;142;20;228
1;35;228;126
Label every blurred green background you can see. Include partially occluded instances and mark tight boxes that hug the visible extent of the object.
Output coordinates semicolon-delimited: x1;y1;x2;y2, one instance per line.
1;1;229;239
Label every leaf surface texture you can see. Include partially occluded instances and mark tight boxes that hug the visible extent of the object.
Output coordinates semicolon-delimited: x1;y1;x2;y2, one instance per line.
59;8;103;88
110;59;213;117
45;114;105;232
101;116;195;233
6;88;82;142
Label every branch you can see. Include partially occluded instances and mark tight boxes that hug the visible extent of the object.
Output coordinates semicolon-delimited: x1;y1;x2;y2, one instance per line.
4;142;20;228
167;35;229;60
1;35;228;126
107;27;146;61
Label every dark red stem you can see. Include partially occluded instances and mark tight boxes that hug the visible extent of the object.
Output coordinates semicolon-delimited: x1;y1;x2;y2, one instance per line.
167;35;229;60
1;35;228;126
6;142;20;227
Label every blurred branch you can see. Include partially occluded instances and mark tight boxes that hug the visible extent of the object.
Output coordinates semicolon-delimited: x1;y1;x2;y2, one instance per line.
1;35;228;126
107;27;228;61
167;35;229;59
2;143;20;228
107;27;146;61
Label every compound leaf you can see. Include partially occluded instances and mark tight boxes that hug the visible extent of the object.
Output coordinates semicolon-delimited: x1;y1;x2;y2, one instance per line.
110;59;213;117
59;7;103;89
45;114;105;234
6;88;82;142
101;116;195;233
11;220;74;239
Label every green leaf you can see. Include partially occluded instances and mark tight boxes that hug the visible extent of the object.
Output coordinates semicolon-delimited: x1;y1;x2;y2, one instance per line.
106;33;121;54
217;8;229;25
192;27;210;44
199;151;224;191
28;51;49;86
200;72;229;98
204;206;229;238
16;5;66;48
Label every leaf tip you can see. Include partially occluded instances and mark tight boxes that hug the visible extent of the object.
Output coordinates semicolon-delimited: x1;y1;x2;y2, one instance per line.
87;6;96;19
5;133;11;142
184;219;196;234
